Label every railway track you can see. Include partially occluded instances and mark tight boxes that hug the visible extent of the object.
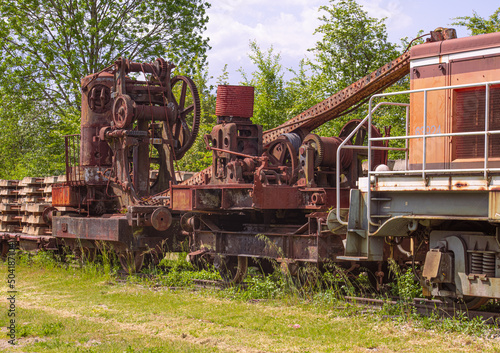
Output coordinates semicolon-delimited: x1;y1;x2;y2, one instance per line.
114;271;500;326
344;296;500;325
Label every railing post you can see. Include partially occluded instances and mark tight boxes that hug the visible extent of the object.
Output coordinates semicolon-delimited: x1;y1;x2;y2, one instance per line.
405;106;409;171
485;83;490;179
367;98;373;226
65;136;71;184
422;90;427;181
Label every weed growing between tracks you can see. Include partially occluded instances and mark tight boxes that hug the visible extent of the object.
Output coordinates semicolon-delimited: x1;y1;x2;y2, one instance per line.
1;249;499;352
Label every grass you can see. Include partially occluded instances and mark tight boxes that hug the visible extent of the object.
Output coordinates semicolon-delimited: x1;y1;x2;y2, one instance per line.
0;251;499;352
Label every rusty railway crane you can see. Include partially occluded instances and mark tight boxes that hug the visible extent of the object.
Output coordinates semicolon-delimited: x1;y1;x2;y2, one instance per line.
1;27;499;309
1;57;202;271
169;40;411;280
171;27;500;309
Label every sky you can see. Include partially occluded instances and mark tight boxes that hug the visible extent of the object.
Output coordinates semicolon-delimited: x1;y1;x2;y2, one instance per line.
203;0;499;85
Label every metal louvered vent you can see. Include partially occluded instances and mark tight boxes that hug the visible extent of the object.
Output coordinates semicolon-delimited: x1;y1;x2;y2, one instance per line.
454;85;500;159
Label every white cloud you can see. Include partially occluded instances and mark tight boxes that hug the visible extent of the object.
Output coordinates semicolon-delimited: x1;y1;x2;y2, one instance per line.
358;0;414;38
205;1;324;83
206;0;488;84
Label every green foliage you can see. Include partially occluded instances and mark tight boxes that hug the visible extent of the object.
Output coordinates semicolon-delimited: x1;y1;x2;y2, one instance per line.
16;323;35;338
0;0;210;178
309;0;400;95
0;89;71;179
0;0;210;111
239;0;407;143
156;253;221;286
40;322;65;337
285;59;325;117
435;312;490;336
11;321;64;338
388;260;422;301
9;251;497;340
321;264;375;297
308;0;403;137
239;41;295;131
224;271;288;300
17;249;60;269
452;8;500;35
158;252;194;271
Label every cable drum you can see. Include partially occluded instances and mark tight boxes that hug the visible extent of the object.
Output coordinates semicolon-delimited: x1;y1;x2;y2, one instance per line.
300;133;353;169
320;136;353;169
280;133;302;152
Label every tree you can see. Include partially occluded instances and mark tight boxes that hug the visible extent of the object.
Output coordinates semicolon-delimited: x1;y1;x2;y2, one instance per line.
0;0;210;177
452;8;500;35
306;0;401;136
309;0;399;96
239;41;295;131
0;88;68;179
0;0;210;116
237;1;405;140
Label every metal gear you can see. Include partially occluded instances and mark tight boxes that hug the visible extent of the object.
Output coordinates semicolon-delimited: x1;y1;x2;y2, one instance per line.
265;136;299;185
112;94;134;128
170;76;201;159
300;133;325;168
154;58;169;80
339;119;386;167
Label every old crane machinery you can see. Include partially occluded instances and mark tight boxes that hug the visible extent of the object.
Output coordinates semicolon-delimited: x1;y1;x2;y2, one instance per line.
51;57;202;270
1;28;500;308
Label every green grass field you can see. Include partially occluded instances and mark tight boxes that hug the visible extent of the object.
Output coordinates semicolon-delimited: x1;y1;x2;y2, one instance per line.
0;254;499;353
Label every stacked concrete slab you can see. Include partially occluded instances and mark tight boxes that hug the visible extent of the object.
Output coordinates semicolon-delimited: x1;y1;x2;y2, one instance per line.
0;180;22;233
0;176;65;236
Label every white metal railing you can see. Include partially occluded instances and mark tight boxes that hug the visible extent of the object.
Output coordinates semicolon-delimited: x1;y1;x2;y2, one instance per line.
335;80;500;227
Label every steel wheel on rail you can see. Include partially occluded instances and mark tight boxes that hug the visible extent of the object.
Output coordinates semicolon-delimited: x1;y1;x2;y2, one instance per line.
119;250;145;274
170;76;201;160
214;255;248;284
0;240;9;258
443;296;490;310
72;247;97;267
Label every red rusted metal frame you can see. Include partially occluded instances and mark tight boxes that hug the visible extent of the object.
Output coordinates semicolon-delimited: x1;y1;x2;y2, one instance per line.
182;52;410;186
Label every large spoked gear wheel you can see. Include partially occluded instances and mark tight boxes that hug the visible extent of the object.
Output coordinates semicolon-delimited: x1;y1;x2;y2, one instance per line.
170;76;201;160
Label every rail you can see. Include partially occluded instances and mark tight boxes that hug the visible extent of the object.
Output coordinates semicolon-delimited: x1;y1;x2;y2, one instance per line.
335;80;500;227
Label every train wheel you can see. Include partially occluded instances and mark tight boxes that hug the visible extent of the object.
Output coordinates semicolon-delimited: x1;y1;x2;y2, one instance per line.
143;244;165;268
444;296;489;310
119;250;144;274
214;255;248;284
0;240;9;258
73;247;96;266
295;263;321;288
